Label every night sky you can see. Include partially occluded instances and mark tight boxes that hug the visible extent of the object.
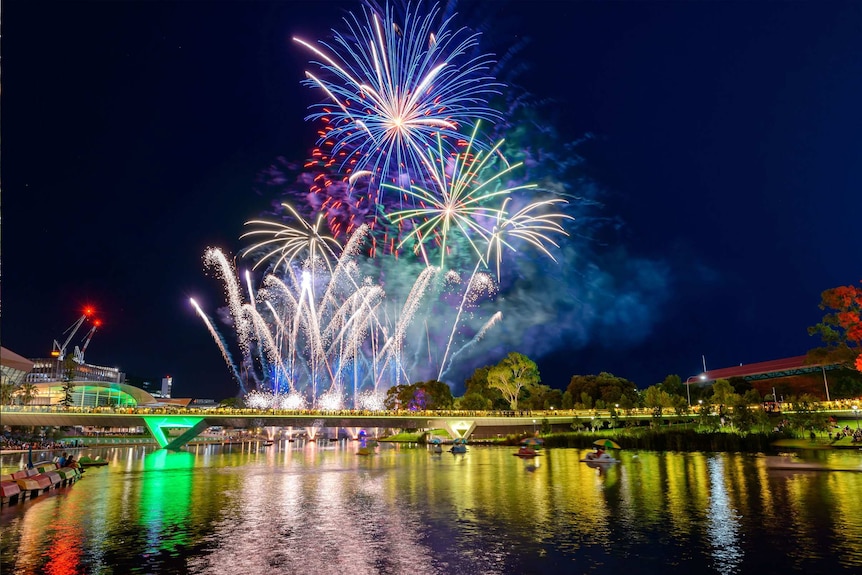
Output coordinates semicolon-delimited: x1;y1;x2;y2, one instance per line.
3;1;861;400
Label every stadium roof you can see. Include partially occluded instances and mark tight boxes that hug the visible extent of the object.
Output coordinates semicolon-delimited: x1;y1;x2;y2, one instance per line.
686;355;840;384
1;346;35;373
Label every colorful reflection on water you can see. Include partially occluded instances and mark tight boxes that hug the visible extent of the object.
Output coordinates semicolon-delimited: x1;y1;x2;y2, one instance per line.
1;445;861;574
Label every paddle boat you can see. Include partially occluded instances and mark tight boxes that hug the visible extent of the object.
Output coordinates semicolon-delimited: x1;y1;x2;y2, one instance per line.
357;440;378;456
429;438;444;454
580;439;621;464
580;451;619;464
77;455;109;467
514;437;543;458
450;438;468;454
514;445;540;458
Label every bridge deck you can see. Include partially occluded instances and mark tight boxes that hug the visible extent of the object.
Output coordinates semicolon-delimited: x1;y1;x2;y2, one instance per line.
2;405;858;449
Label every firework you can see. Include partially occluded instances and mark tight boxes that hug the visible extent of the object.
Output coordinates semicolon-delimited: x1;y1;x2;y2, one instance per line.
486;197;572;281
190;297;245;392
295;2;501;196
386;122;538;269
241;203;341;273
196;3;578;404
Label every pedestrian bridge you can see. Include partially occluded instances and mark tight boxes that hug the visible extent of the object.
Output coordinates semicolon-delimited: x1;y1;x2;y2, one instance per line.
3;404;856;451
0;408;576;450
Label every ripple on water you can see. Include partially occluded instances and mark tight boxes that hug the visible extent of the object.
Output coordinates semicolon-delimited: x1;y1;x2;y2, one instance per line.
2;445;862;574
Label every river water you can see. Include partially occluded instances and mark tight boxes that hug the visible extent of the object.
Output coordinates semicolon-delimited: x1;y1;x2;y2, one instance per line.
1;443;861;574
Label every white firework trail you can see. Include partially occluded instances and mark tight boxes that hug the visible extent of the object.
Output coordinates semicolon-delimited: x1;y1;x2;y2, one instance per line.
204;248;252;353
190;297;245;392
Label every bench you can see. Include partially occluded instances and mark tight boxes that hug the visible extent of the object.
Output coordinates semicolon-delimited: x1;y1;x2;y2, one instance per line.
0;474;22;505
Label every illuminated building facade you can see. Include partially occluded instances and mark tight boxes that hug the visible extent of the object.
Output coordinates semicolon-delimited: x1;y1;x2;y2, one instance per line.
25;358;125;385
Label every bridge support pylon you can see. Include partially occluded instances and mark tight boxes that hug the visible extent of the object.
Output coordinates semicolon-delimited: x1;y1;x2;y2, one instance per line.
440;420;476;440
142;416;208;450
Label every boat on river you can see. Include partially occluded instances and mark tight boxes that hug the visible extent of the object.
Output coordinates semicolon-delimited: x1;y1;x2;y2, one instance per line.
514;438;544;458
450;438;468;454
514;446;540;458
357;440;378;456
579;452;620;464
581;439;621;464
77;456;108;467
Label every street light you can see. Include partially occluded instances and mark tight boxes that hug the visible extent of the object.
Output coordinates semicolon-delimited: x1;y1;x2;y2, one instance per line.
686;374;708;406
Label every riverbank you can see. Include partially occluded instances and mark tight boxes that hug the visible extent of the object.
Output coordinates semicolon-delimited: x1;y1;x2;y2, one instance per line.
386;427;862;453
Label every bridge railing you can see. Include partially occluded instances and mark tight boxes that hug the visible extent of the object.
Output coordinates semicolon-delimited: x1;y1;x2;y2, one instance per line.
1;401;859;420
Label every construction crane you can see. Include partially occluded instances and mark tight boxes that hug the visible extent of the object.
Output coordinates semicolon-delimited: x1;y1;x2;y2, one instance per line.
73;319;102;364
51;307;95;361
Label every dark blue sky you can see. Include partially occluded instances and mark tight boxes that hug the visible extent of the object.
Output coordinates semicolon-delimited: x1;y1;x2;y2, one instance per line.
3;1;860;399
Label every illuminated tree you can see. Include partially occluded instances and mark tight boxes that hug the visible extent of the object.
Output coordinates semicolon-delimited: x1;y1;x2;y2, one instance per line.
709;379;739;422
384;380;454;410
644;385;674;418
462;365;507;409
487;352;540;410
808;282;862;371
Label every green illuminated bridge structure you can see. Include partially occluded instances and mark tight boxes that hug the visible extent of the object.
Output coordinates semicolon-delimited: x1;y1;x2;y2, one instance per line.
2;404;859;451
0;408;570;450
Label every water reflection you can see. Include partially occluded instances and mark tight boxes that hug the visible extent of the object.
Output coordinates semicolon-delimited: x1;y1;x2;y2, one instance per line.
140;451;195;560
1;446;861;574
706;457;742;575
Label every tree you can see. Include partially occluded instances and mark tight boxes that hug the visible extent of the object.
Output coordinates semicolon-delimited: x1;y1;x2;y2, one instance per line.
462;365;507;409
808;282;862;372
710;379;740;421
659;374;684;398
384;384;407;410
729;397;756;432
671;395;689;417
16;382;39;406
566;372;637;409
384;381;453;410
1;381;19;405
728;377;752;395
60;356;77;409
788;394;830;437
561;390;574;409
458;393;491;410
418;380;454;410
464;366;492;394
487;352;540;410
644;385;673;418
219;396;245;409
830;369;862;398
520;384;562;410
741;388;762;405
